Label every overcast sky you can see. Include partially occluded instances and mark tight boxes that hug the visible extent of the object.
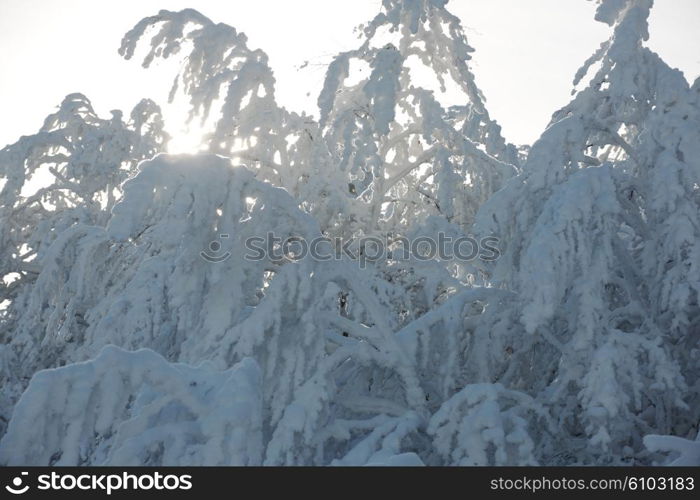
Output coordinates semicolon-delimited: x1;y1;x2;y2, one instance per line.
0;0;698;148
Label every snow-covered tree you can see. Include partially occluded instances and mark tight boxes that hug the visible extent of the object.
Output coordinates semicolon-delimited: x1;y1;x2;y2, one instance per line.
307;0;523;354
0;94;167;308
635;76;700;432
0;0;697;466
469;0;694;462
0;95;167;428
318;0;518;236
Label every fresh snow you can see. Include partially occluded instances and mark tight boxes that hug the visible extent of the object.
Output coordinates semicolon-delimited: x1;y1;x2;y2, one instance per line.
0;0;698;466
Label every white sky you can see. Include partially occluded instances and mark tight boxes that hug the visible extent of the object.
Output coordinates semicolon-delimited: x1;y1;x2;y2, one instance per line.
0;0;698;148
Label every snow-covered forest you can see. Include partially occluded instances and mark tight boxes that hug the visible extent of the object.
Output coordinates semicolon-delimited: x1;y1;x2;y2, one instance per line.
0;0;698;466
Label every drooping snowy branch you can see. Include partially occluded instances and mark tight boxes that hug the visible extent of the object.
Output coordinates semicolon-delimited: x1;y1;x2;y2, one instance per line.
0;346;263;465
0;93;167;341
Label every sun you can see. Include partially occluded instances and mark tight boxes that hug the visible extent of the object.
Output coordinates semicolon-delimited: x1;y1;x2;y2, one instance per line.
167;129;207;155
163;98;209;154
